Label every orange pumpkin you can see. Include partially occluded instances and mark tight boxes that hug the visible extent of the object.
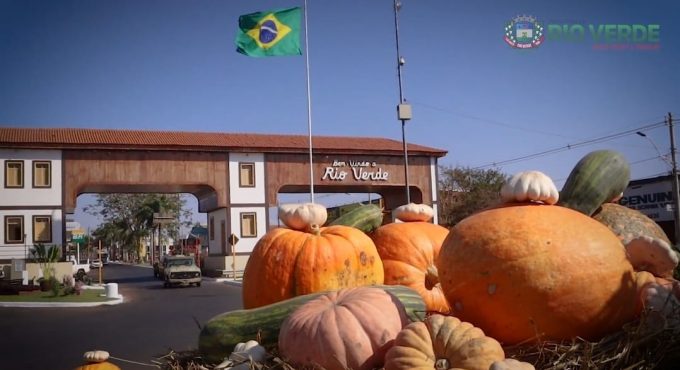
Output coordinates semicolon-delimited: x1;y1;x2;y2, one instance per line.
438;203;644;344
371;221;451;312
242;225;384;308
75;362;120;370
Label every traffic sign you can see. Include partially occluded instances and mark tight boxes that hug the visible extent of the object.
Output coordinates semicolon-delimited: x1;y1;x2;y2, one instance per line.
229;233;239;246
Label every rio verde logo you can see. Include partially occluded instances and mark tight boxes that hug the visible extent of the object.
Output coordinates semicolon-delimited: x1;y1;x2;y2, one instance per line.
505;15;661;51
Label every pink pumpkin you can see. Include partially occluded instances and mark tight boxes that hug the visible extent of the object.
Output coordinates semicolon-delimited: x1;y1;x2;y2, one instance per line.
278;286;409;370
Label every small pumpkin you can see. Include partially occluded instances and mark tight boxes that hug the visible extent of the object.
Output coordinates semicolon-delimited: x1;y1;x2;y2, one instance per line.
372;221;451;312
278;203;327;231
438;203;645;343
500;170;558;205
393;203;434;222
75;351;120;370
278;286;410;370
75;361;120;370
626;236;679;278
215;340;267;370
83;351;109;363
242;221;384;308
384;314;505;370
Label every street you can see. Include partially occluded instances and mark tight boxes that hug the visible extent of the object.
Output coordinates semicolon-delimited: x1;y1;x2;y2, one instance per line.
0;263;244;370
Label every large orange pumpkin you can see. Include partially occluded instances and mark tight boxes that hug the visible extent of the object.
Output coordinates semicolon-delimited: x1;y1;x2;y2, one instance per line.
437;203;646;344
242;225;384;308
372;221;451;312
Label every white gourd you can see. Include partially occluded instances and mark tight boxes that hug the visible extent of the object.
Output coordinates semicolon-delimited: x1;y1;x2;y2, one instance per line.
278;203;327;231
501;171;559;205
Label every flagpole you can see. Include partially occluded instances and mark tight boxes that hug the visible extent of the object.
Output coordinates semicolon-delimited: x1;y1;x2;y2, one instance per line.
303;0;315;203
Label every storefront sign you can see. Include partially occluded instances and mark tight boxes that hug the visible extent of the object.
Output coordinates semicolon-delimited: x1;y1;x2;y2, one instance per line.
321;159;389;182
620;181;674;221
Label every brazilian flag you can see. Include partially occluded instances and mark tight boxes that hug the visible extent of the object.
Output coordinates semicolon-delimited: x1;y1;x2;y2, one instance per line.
235;7;302;57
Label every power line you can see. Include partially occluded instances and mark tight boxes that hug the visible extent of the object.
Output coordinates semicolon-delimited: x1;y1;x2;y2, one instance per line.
472;120;667;169
412;101;575;139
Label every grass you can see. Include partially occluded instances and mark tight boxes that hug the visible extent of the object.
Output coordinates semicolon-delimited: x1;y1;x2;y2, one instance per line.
0;287;112;303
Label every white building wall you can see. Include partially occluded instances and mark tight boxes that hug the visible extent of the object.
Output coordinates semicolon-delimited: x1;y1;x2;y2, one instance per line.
230;206;266;254
0;149;62;207
0;209;63;260
228;153;265;204
430;157;439;225
207;208;228;255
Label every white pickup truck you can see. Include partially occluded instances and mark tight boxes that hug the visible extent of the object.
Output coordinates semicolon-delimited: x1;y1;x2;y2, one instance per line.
67;256;91;274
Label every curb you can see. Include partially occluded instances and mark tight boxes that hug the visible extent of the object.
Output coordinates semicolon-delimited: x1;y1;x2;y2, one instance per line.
214;278;243;287
0;295;124;308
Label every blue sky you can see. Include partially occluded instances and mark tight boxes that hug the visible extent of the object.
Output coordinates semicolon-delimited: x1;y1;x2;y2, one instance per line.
1;0;679;231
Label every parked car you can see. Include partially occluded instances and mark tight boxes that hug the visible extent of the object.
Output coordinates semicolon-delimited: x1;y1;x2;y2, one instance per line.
162;255;202;288
90;260;103;269
67;256;90;274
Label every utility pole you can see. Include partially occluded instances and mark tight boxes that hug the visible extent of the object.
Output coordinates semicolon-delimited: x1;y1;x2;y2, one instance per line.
394;0;412;204
668;112;680;248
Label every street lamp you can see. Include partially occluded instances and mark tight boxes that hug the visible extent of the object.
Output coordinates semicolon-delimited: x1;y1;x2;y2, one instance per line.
393;0;412;204
635;131;672;168
637;113;680;248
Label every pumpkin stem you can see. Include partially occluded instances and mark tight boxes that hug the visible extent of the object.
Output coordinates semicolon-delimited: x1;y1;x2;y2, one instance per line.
309;224;321;235
425;265;439;290
435;358;449;370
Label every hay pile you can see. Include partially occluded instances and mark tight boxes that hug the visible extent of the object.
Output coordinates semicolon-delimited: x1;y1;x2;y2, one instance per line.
156;305;680;370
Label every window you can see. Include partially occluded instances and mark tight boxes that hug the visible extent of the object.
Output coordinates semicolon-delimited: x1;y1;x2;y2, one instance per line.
4;216;24;244
33;216;52;243
32;161;51;188
240;212;257;238
239;163;255;187
5;161;23;188
209;216;215;240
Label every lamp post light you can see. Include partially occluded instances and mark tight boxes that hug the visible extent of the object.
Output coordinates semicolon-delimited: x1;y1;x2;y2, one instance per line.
637;113;680;247
635;131;672;168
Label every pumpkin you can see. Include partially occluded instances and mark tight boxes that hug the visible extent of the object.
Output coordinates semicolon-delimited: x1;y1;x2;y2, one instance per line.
278;203;327;231
372;221;451;312
384;314;505;370
558;150;631;216
83;351;109;363
626;236;679;278
242;224;384;308
75;351;120;370
215;340;266;370
74;362;120;370
638;274;680;330
438;203;644;344
593;203;671;246
393;203;434;222
490;359;536;370
199;285;425;362
500;170;558;205
278;286;410;370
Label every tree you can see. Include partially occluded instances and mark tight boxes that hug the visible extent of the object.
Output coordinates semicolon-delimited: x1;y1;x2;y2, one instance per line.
85;194;193;259
437;166;509;227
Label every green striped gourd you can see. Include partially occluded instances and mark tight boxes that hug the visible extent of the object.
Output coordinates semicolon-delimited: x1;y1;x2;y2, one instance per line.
329;203;384;233
198;284;425;362
558;150;630;216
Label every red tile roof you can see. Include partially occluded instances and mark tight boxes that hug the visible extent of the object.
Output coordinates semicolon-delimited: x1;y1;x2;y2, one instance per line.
0;127;447;157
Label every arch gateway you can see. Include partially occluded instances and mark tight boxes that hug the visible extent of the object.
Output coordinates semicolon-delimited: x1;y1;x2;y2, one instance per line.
0;127;446;272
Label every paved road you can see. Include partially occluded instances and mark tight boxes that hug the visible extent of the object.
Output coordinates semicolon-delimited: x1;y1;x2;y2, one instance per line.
0;263;244;370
